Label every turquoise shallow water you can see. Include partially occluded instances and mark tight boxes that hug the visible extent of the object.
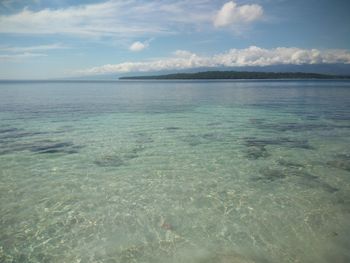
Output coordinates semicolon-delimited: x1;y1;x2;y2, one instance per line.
0;80;350;263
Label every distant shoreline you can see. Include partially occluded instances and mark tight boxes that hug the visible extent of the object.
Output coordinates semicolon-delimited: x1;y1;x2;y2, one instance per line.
1;79;350;83
1;71;350;83
119;71;350;80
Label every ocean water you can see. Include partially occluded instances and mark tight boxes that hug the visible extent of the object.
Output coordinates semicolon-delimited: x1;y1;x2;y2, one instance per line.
0;80;350;263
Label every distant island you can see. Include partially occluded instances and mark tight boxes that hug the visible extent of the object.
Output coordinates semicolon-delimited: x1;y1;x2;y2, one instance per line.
119;71;350;80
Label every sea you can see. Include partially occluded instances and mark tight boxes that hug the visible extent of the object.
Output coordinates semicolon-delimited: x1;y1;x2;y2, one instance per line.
0;80;349;263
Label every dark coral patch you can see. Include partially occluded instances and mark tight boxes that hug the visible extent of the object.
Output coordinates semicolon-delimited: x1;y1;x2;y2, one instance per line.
0;128;20;134
254;166;338;193
0;140;83;155
94;155;125;167
327;154;350;172
245;146;270;160
277;159;305;169
244;137;313;149
164;126;181;131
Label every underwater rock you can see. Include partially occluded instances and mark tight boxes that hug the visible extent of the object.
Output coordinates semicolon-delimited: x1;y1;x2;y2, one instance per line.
257;167;316;181
0;142;26;155
327;154;350;172
325;114;350;121
207;122;222;126
131;145;145;154
201;133;225;141
258;168;287;181
181;134;204;146
0;148;16;155
277;159;305;169
288;169;318;180
94;146;147;167
249;118;265;124
304;115;320;120
135;132;153;144
245;146;270;160
273;123;330;132
33;141;83;154
165;126;181;131
298;176;338;193
94;155;125;167
0;130;46;140
0;128;20;134
255;167;338;193
244;137;313;149
253;120;350;132
30;142;74;153
0;140;82;155
182;132;227;146
123;153;138;160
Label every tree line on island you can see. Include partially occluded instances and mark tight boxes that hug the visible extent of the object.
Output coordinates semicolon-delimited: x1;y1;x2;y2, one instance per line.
119;71;350;80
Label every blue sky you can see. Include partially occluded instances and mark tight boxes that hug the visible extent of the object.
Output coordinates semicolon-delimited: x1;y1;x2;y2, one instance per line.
0;0;349;79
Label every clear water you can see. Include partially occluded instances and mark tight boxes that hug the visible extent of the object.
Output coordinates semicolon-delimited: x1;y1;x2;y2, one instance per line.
0;80;350;263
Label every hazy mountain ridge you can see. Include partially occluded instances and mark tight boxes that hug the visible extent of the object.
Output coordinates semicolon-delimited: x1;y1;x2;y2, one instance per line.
119;70;350;80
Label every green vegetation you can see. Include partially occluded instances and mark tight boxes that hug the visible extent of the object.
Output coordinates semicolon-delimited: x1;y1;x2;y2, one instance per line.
120;71;349;80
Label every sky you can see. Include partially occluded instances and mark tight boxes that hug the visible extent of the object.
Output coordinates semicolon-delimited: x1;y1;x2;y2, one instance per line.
0;0;350;79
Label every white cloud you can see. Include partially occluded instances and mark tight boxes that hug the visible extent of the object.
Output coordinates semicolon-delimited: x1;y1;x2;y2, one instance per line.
0;43;66;61
0;0;216;38
0;52;47;61
0;1;166;37
214;1;263;27
0;1;263;39
77;46;350;75
129;41;149;52
0;43;67;52
174;50;194;58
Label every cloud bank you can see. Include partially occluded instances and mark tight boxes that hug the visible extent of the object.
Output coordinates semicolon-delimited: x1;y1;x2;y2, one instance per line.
214;1;263;27
0;0;263;39
0;43;67;61
78;46;350;75
0;0;213;37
